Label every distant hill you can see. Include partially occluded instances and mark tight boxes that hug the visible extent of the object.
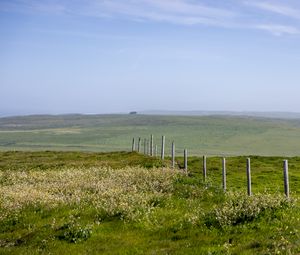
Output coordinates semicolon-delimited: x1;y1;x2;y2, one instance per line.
140;110;300;119
2;110;300;119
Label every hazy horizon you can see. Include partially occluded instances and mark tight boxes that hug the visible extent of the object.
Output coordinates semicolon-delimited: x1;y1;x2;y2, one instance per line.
3;109;300;120
1;0;300;116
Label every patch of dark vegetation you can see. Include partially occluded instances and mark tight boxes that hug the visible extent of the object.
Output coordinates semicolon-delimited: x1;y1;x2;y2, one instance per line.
56;220;92;243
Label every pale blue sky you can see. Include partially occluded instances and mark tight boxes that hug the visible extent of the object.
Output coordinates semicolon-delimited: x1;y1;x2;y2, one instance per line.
1;0;300;116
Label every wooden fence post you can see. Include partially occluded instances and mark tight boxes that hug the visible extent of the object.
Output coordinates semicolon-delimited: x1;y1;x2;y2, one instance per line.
247;158;252;196
222;157;226;192
172;141;175;169
184;149;188;174
155;145;157;157
132;138;135;152
283;160;290;198
137;137;141;153
143;138;146;155
150;134;153;156
148;139;151;156
146;140;148;155
161;136;165;160
203;155;207;181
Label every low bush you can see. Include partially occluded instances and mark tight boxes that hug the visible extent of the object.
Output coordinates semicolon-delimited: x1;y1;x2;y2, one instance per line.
56;216;92;243
205;192;292;228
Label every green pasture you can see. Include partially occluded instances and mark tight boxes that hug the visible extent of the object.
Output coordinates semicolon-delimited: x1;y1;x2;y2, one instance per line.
0;151;300;254
1;114;300;156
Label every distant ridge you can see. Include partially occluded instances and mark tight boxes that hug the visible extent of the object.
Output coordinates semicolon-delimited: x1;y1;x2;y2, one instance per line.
140;110;300;119
2;111;300;120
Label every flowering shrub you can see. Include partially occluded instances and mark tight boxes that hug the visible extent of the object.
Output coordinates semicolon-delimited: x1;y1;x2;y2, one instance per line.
56;216;92;243
205;192;292;228
0;167;178;222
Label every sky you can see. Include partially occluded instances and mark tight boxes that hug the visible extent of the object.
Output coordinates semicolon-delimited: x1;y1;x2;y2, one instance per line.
1;0;300;116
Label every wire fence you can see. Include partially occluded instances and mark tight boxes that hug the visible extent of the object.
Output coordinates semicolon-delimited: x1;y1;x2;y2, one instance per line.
131;134;290;198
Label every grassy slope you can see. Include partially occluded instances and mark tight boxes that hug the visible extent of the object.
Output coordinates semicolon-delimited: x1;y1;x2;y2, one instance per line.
1;114;300;156
0;151;300;254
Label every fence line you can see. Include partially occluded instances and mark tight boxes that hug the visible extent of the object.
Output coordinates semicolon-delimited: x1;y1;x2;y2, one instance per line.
130;136;291;197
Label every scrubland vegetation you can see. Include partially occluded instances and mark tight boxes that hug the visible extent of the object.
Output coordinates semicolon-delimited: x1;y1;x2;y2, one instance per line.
1;151;300;254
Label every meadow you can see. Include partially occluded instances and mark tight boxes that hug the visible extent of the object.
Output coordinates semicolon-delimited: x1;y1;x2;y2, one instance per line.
1;151;300;254
2;114;300;155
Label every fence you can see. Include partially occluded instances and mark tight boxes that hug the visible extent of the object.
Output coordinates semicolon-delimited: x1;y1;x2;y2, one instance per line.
131;135;290;198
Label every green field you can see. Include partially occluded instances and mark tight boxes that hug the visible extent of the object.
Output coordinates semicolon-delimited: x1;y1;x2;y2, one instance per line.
1;114;300;253
0;151;300;254
1;114;300;156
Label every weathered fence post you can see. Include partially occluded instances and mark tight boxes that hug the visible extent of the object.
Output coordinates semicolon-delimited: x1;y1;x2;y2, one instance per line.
148;139;151;156
132;138;135;152
184;149;188;174
161;136;165;160
150;134;153;156
171;141;175;169
145;140;148;155
247;158;252;196
155;145;157;157
283;160;289;198
203;155;207;181
222;157;226;192
137;137;141;153
143;138;146;155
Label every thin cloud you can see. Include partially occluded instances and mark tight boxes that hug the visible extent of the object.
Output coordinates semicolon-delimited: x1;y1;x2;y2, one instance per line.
245;1;300;19
1;0;300;37
96;0;238;27
255;24;300;36
137;0;235;18
0;0;66;15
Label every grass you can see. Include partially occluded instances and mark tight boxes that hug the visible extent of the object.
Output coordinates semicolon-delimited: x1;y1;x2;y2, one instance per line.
2;114;300;155
1;151;300;254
